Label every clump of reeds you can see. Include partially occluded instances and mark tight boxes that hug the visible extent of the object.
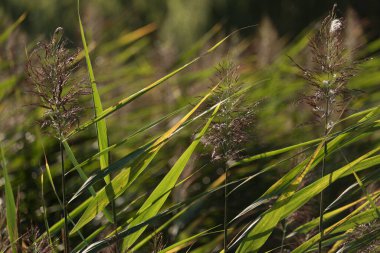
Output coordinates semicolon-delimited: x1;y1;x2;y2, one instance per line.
26;27;89;253
203;60;256;252
293;4;358;252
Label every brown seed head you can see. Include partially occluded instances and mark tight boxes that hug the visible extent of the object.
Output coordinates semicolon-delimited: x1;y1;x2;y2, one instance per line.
293;5;358;128
26;27;89;138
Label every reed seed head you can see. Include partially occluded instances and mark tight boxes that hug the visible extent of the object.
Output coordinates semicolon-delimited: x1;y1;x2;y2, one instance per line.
329;19;342;34
150;232;165;253
343;219;380;252
294;4;358;129
23;226;56;253
26;27;89;138
203;60;257;162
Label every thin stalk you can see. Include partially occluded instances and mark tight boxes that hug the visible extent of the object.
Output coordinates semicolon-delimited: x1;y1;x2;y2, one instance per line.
318;92;329;253
111;191;119;253
224;164;228;252
108;147;119;252
40;172;53;247
60;141;69;253
280;220;287;253
221;121;229;253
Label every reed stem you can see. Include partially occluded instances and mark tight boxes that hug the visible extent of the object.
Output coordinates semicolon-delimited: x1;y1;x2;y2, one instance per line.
60;141;69;253
224;165;228;252
318;93;329;253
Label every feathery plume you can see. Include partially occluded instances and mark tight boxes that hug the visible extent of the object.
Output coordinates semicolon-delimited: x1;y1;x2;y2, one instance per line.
295;4;357;130
203;60;257;162
26;27;89;138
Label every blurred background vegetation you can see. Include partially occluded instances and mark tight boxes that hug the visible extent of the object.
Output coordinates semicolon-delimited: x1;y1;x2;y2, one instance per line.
0;0;379;252
2;0;380;50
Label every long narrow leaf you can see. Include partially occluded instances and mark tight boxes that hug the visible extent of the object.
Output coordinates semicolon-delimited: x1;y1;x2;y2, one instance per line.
122;105;220;250
237;145;380;252
0;146;18;253
66;26;255;138
0;13;26;44
70;85;220;235
78;0;110;182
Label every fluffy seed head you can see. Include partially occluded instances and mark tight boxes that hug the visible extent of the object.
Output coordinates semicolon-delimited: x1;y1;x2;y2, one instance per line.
26;27;89;138
330;19;342;34
292;4;358;128
203;61;257;162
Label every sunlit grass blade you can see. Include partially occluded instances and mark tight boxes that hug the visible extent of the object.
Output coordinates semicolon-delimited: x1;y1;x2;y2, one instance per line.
40;172;53;247
77;0;110;183
62;141;96;195
70;80;223;201
79;208;179;253
70;82;220;235
72;226;105;253
129;206;191;252
237;144;380;252
48;198;91;235
63;140;114;222
0;76;18;101
236;138;325;252
68;142;153;203
338;227;380;253
231;138;321;167
292;199;380;252
43;152;61;203
50;98;217;237
349;163;380;216
100;23;157;53
0;13;26;44
41;153;89;246
232;109;379;224
288;191;380;237
66;26;255;138
121;105;219;250
65;105;188;176
79;177;230;252
232;106;380;168
158;227;219;253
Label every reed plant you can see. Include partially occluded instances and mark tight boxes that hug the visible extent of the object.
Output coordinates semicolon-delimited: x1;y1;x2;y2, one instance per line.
26;27;89;253
293;5;359;252
203;60;256;252
0;2;379;253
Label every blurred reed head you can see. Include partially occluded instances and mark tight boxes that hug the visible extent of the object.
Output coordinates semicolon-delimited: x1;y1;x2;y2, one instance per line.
203;60;257;162
26;27;89;138
294;4;358;130
23;226;55;253
343;219;380;252
150;232;165;253
255;16;283;68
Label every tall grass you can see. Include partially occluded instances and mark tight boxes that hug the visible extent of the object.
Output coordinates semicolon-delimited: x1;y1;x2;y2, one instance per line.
0;3;379;253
